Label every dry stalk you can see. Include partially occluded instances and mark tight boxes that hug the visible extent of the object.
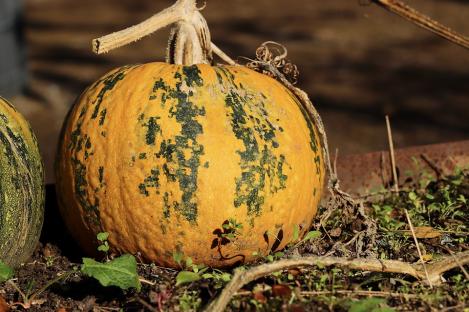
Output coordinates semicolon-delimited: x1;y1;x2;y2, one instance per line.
235;289;420;300
204;251;469;312
386;115;399;193
404;209;432;288
92;0;236;65
372;0;469;50
298;290;419;300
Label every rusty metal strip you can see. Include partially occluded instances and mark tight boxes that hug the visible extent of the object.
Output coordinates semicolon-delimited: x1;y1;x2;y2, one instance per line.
329;140;469;197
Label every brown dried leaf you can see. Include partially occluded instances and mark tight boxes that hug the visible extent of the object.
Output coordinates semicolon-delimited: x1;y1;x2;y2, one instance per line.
0;296;9;312
411;226;442;239
253;291;267;304
272;284;292;298
287;268;301;277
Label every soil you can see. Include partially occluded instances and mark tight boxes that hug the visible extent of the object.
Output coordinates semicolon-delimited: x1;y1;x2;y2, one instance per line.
7;0;469;183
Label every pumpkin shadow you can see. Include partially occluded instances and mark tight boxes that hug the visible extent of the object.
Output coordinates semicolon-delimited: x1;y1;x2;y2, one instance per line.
40;184;84;262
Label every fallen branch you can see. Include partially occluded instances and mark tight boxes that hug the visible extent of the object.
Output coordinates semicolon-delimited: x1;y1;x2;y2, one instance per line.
204;251;469;312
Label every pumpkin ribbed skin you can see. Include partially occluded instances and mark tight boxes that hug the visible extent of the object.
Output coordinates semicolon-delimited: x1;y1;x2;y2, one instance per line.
56;63;324;267
0;96;44;267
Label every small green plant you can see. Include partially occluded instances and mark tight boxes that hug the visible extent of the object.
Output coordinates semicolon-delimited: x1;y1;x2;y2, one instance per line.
202;270;232;289
221;218;243;241
173;252;208;286
178;290;202;311
288;226;321;249
81;254;141;291
173;252;233;288
347;298;395;312
97;232;110;253
80;232;140;291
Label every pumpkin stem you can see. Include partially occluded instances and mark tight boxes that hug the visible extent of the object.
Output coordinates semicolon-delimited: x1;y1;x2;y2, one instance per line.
92;0;236;65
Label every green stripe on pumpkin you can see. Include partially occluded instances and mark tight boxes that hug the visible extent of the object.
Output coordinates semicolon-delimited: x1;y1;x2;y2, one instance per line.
216;67;289;217
138;65;206;223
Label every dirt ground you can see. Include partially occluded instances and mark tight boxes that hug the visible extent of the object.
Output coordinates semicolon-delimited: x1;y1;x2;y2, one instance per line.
10;0;469;183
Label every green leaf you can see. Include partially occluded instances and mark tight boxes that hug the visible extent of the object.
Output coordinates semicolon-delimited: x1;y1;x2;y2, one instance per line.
349;298;395;312
408;192;418;201
97;232;110;242
185;257;193;268
425;194;435;200
173;251;184;266
221;273;232;282
301;231;321;242
98;244;109;252
0;260;13;282
202;273;213;279
274;251;285;259
176;271;201;286
81;254;141;291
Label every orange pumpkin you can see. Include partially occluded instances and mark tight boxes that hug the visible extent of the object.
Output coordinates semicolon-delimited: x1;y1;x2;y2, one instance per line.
55;0;325;268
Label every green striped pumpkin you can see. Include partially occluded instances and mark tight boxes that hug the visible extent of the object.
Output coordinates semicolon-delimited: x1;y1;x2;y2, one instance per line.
0;96;44;267
56;64;325;268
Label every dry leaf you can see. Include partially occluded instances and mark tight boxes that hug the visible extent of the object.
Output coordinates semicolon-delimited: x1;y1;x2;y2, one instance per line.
253;291;267;304
0;296;9;312
412;226;442;239
272;284;292;298
287;268;301;277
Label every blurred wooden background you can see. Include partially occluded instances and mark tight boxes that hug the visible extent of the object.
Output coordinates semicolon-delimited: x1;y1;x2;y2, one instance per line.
9;0;469;183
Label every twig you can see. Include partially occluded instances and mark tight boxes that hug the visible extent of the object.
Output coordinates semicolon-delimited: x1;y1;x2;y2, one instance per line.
357;189;404;199
139;277;156;286
136;297;158;312
404;209;433;288
385;115;399;193
204;251;469;312
234;289;419;299
299;290;419;300
443;247;469;281
372;0;469;50
421;153;443;178
440;304;469;312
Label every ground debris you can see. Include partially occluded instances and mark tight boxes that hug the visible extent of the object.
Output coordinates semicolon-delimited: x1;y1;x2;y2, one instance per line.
0;171;468;311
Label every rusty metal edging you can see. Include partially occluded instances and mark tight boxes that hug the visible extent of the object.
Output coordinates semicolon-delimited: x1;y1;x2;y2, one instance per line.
327;140;469;197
